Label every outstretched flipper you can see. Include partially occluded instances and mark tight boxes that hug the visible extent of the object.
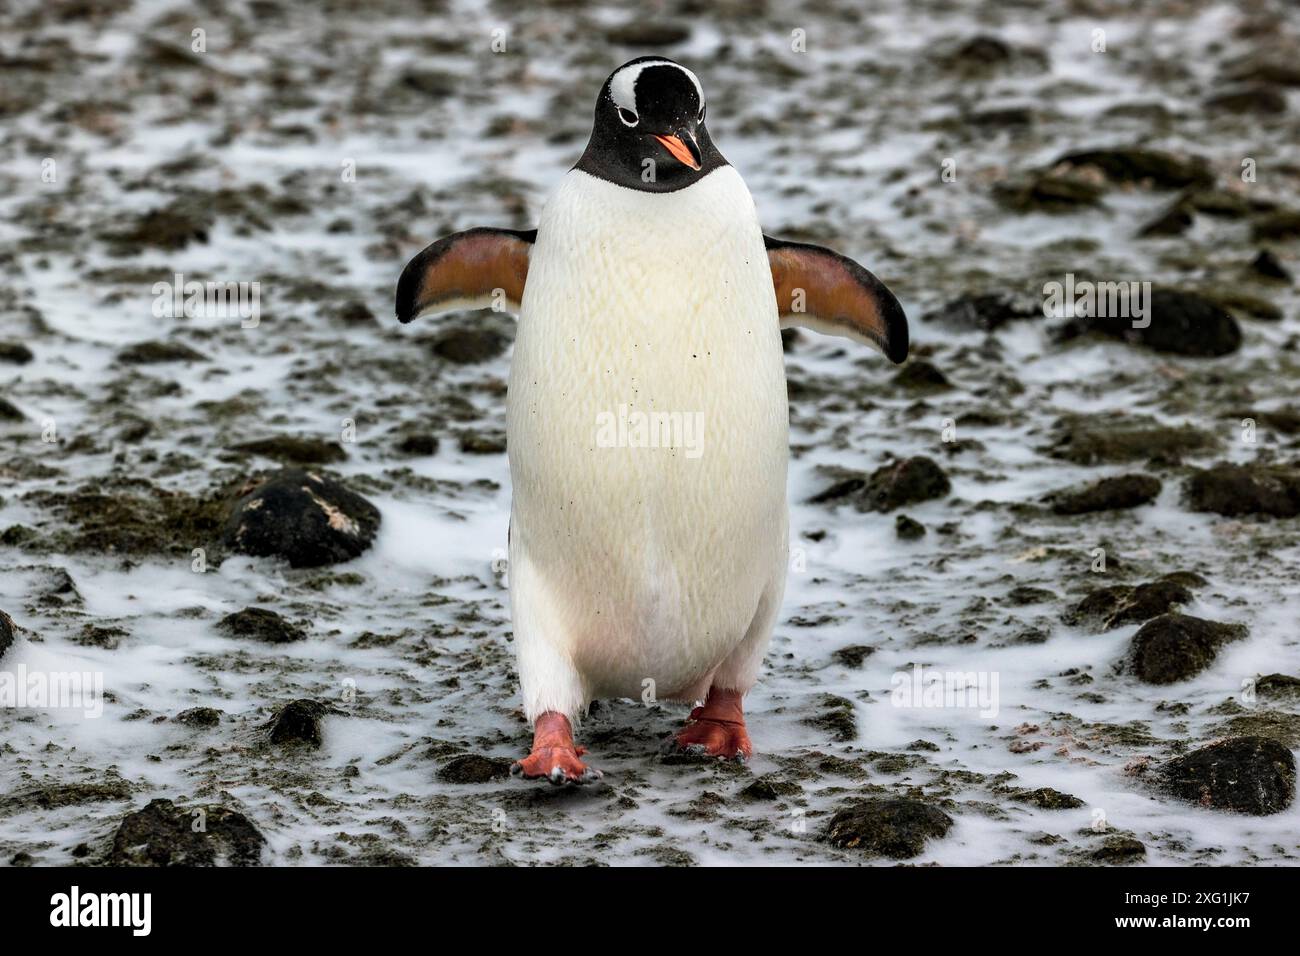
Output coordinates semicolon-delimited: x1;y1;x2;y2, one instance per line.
764;235;909;363
395;227;536;324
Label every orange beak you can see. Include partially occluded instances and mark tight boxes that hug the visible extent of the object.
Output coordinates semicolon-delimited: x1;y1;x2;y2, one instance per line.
653;133;702;170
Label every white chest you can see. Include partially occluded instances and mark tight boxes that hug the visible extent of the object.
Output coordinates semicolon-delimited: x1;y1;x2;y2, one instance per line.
505;167;789;695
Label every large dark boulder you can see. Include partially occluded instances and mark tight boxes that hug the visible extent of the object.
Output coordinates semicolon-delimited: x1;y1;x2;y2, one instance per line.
1065;576;1198;631
216;607;307;644
861;457;951;512
1159;736;1295;815
1055;289;1242;357
110;798;266;866
1184;463;1300;517
222;469;380;568
1128;613;1247;684
1048;474;1161;514
264;699;333;748
825;798;954;858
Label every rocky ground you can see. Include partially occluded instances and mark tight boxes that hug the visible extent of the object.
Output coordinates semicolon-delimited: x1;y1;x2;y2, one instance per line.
1;0;1298;866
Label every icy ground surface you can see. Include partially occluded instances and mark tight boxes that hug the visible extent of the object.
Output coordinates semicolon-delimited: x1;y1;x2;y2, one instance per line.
1;0;1298;864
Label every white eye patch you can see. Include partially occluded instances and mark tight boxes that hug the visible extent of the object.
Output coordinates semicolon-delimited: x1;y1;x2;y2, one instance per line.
608;60;704;117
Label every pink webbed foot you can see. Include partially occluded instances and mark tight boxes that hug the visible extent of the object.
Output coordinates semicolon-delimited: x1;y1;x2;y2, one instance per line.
668;687;753;762
510;712;603;786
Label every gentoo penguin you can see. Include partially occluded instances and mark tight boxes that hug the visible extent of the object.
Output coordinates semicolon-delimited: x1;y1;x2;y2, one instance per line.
396;57;907;784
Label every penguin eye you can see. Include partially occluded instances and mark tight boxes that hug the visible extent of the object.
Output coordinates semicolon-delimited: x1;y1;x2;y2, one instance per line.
617;107;639;127
698;104;706;123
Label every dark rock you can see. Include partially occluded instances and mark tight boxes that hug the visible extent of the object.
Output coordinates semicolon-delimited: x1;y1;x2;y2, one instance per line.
932;35;1047;74
1137;201;1193;238
397;69;456;98
395;433;439;456
1046;418;1216;465
265;699;330;747
892;360;951;392
1159;736;1295;815
1054;288;1242;357
329;300;376;325
825;798;954;858
216;607;307;644
24;481;232;557
922;292;1042;332
1255;674;1300;700
103;197;213;251
739;775;801;801
230;436;346;465
3;780;132;811
117;340;208;364
1011;787;1084;809
458;430;506;454
605;22;691;46
1004;585;1056;606
1184;462;1300;517
222;469;380;568
1066;577;1197;631
804;693;857;741
994;170;1104;212
0;342;33;364
1223;59;1300;87
807;474;866;505
437;754;513;784
110;798;266;866
970;105;1034;128
1249;250;1292;282
0;397;23;421
1048;474;1162;514
1053;148;1214;190
1092;836;1146;862
1215;711;1300;748
1159;570;1210;589
75;624;127;649
1129;613;1248;684
1239;407;1300;436
428;325;510;364
1205;87;1288;114
831;645;876;669
0;609;13;658
1252;210;1300;242
175;707;222;728
1185;188;1254;218
895;514;926;540
851;457;950;513
1207;290;1282;322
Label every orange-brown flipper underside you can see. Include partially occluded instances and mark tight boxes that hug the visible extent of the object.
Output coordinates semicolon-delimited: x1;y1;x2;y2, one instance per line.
764;235;909;363
395;227;536;324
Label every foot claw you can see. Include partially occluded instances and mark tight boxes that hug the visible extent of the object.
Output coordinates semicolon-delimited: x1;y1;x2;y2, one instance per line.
512;746;601;786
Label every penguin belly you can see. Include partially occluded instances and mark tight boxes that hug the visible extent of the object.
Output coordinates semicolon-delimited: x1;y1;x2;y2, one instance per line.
506;166;789;720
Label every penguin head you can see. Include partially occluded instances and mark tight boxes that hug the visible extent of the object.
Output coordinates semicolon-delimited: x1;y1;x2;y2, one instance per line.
575;57;727;192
